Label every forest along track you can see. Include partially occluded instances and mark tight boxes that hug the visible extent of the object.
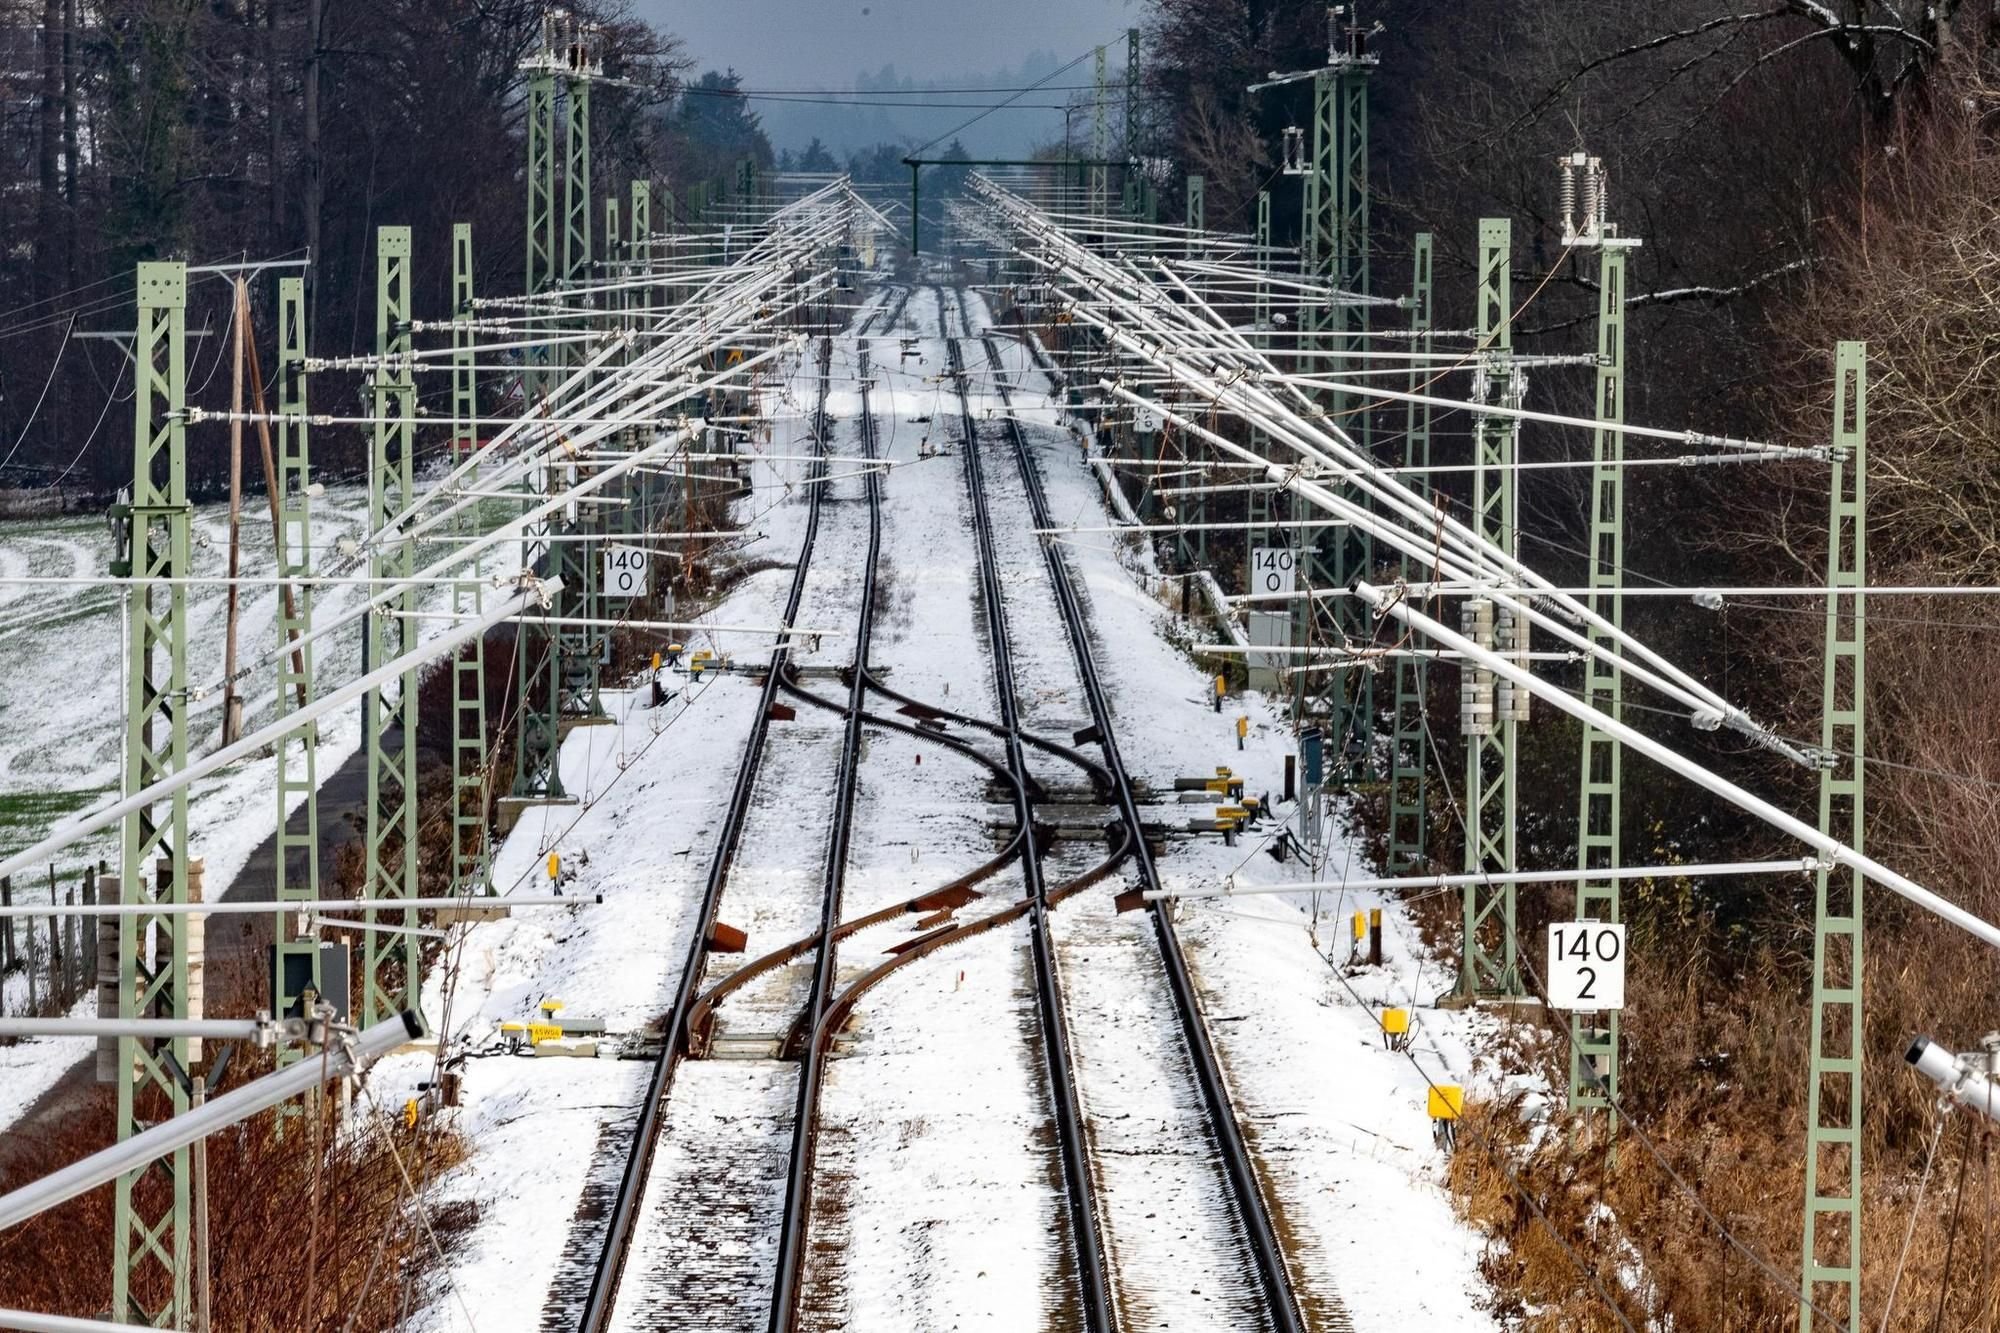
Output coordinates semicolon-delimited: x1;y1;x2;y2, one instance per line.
548;325;846;1333
956;289;1316;1333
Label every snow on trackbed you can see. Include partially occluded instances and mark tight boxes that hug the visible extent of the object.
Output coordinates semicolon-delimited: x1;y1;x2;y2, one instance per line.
384;280;1500;1332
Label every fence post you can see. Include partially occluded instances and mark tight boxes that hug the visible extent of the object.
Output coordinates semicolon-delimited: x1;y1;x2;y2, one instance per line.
1;874;13;972
64;890;78;1008
83;866;97;987
47;865;61;1013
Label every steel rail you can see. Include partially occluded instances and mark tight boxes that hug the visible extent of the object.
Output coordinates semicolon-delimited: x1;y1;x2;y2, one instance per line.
947;288;1117;1332
863;667;1114;796
573;336;838;1332
766;338;885;1333
979;322;1309;1333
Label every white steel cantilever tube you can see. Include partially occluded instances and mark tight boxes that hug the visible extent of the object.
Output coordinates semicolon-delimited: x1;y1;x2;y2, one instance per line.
0;1017;274;1040
219;411;698;694
0;579;558;880
985;185;1806;758
1145;858;1825;901
221;194;857;698
393;337;797;553
0;893;595;920
1094;382;1739;725
367;295;808;561
0;1012;424;1234
0;1307;137;1331
1351;579;2000;952
362;184;855;557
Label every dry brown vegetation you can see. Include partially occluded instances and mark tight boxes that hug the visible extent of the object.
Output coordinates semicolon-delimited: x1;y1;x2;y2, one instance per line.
0;1088;473;1327
0;950;474;1326
1438;65;2000;1333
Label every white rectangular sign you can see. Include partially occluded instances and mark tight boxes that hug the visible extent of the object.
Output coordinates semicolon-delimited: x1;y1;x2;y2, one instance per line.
1135;405;1162;435
1546;921;1626;1011
603;543;650;600
1249;546;1297;599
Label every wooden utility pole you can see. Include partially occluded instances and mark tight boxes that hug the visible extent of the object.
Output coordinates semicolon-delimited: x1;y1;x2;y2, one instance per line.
219;278;248;746
245;307;310;711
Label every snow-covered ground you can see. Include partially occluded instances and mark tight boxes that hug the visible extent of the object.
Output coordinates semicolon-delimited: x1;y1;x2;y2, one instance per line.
0;482;515;1121
370;277;1509;1332
0;273;1497;1328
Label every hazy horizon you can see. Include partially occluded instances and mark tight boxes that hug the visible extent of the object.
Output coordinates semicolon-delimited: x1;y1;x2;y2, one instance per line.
635;0;1140;154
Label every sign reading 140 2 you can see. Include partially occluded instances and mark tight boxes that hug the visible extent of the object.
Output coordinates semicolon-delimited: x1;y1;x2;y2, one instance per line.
1249;546;1296;598
1546;922;1626;1012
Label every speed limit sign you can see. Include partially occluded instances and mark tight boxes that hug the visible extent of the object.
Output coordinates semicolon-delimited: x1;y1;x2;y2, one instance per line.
1546;922;1626;1011
603;543;650;599
1249;547;1296;598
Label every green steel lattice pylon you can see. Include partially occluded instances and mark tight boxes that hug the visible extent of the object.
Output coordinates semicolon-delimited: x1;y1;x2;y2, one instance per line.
362;225;420;1026
525;65;557;405
1386;233;1433;873
1800;341;1867;1332
272;275;321;1040
114;259;192;1328
1456;217;1525;1001
1091;45;1109;218
1570;236;1637;1141
450;223;492;899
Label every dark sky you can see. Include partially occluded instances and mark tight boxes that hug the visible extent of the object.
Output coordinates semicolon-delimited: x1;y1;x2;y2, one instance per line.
635;0;1139;86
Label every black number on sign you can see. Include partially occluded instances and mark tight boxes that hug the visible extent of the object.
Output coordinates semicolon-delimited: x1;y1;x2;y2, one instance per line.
1577;966;1597;1000
1596;928;1622;962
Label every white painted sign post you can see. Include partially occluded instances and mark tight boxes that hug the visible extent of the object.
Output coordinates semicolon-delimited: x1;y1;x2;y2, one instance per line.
1546;922;1626;1011
1244;547;1296;691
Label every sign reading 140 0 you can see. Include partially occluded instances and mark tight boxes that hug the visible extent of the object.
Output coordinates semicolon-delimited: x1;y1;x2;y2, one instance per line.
603;544;651;599
1249;546;1296;598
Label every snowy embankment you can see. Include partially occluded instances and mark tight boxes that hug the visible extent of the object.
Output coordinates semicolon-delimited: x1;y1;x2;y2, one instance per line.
0;486;509;1128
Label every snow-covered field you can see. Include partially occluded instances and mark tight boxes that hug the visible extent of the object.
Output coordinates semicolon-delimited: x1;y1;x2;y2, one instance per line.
365;279;1507;1332
0;480;516;1115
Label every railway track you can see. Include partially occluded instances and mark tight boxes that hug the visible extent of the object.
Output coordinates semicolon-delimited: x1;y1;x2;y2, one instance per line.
764;295;1130;1329
552;328;845;1332
559;280;1309;1333
764;333;886;1332
945;292;1116;1330
953;290;1310;1333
